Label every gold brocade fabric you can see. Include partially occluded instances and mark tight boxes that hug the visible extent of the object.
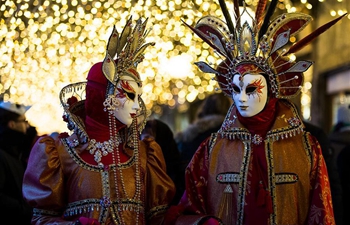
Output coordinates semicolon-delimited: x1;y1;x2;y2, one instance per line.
175;100;334;225
23;136;175;225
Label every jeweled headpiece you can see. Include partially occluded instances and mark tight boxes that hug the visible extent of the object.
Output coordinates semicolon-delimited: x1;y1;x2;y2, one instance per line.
60;16;154;142
184;0;346;99
102;16;155;95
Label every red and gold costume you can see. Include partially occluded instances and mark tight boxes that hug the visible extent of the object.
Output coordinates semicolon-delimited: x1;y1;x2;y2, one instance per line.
164;0;345;224
23;123;174;225
23;17;175;225
169;99;334;225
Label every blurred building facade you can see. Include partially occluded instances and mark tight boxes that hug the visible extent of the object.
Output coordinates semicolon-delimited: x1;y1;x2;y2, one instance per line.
312;0;350;132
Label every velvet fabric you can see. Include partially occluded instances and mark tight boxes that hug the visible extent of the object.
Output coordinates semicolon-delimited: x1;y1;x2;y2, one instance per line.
236;98;278;225
85;62;109;126
236;98;278;137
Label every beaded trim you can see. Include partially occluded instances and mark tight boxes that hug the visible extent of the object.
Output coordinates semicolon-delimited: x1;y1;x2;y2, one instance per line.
266;141;276;224
208;133;218;155
111;200;145;224
237;140;251;225
217;124;303;143
275;173;299;184
33;208;62;217
64;199;101;218
215;172;298;185
146;204;168;219
63;199;145;218
216;172;240;183
218;129;251;141
113;200;144;212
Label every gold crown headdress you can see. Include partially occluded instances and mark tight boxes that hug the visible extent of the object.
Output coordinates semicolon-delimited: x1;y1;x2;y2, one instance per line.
184;0;346;99
59;17;154;142
102;16;155;95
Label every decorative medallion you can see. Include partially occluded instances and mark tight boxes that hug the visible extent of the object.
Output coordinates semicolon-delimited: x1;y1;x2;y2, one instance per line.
287;117;301;127
100;196;111;208
252;134;263;145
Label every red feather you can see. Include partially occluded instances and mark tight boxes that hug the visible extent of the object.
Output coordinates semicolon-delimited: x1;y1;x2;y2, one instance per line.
255;0;268;30
286;13;347;54
233;0;241;28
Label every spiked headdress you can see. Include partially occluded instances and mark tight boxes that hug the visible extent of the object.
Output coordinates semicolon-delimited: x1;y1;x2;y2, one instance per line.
102;16;155;95
59;17;154;142
184;0;346;99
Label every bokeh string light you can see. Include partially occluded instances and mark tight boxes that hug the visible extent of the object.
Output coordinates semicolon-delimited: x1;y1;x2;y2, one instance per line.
0;0;345;134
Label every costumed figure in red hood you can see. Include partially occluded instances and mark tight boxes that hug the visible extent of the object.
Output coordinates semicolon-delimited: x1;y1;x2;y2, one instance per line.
23;16;175;225
164;0;347;224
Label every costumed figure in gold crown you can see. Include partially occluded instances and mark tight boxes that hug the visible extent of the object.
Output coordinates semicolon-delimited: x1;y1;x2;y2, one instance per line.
22;16;175;225
164;0;347;224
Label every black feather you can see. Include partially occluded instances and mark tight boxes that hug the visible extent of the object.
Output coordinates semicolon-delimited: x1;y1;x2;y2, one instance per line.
219;0;235;35
258;0;278;41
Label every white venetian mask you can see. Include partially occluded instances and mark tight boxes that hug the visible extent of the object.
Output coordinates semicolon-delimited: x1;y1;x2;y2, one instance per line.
113;77;142;127
231;73;268;117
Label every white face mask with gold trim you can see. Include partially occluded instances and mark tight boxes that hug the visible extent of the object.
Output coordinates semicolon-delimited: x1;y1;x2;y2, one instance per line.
113;77;142;127
232;73;268;117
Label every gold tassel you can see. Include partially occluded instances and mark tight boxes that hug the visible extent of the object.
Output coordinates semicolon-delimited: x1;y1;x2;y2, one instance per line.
218;184;233;225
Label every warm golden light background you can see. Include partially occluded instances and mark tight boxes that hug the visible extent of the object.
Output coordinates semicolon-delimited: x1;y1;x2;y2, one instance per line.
1;0;347;135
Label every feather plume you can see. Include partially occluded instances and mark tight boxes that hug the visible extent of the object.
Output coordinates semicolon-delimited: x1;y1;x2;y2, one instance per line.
219;0;235;34
286;13;347;54
255;0;268;31
258;0;278;41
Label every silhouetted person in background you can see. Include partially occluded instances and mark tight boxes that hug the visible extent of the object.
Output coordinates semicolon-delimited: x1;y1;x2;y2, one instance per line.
330;105;350;155
330;104;350;225
141;119;183;204
0;101;33;225
303;120;343;225
337;143;350;225
175;93;231;166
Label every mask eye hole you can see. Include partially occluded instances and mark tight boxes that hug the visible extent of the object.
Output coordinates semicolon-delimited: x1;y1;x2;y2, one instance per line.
126;92;135;100
232;84;240;93
246;86;257;94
